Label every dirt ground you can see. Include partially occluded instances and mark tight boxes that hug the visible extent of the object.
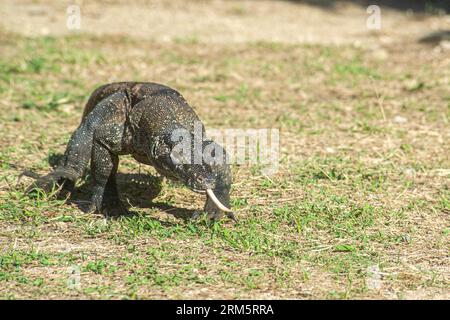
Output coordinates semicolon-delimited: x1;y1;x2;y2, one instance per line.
1;0;449;45
0;0;449;300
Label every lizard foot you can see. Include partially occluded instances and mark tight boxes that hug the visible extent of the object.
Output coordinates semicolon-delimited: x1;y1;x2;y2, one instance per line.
87;186;129;218
207;211;237;223
204;199;237;222
26;169;75;198
198;207;236;223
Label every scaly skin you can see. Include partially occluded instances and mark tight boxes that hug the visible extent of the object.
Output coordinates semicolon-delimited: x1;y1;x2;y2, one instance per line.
30;82;233;220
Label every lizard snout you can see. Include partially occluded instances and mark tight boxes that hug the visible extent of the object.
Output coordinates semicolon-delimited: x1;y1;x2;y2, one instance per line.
195;175;215;189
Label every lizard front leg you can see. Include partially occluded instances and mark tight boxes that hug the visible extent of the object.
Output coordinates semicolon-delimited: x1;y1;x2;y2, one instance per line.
28;90;130;198
27;120;95;196
203;186;236;222
204;163;235;222
88;138;128;217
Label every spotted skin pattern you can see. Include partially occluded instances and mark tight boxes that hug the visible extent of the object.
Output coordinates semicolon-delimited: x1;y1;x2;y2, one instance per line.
31;82;233;220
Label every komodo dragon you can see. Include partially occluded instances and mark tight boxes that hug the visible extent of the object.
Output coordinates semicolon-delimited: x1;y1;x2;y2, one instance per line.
29;82;234;221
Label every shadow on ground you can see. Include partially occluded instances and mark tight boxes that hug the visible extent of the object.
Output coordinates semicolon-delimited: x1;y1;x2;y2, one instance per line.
284;0;449;13
46;153;196;221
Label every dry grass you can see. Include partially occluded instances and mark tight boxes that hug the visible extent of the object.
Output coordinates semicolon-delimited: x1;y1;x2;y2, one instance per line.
0;6;449;299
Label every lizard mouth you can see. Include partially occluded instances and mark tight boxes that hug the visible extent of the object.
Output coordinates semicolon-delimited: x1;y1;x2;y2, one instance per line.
191;188;206;194
190;188;232;212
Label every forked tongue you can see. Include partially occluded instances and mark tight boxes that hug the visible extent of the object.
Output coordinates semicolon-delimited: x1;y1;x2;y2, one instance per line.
206;189;232;212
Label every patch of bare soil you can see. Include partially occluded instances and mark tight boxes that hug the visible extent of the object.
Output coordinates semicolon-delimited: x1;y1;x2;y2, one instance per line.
0;0;448;47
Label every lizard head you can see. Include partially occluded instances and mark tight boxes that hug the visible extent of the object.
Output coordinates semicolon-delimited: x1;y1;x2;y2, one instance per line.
148;134;232;213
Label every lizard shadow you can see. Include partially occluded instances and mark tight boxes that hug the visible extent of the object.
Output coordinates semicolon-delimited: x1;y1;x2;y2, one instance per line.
49;153;196;221
51;175;193;224
66;174;195;222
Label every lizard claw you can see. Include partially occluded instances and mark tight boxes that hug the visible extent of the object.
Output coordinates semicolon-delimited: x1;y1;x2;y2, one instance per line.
226;212;238;223
87;199;129;218
26;170;75;198
88;186;129;217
